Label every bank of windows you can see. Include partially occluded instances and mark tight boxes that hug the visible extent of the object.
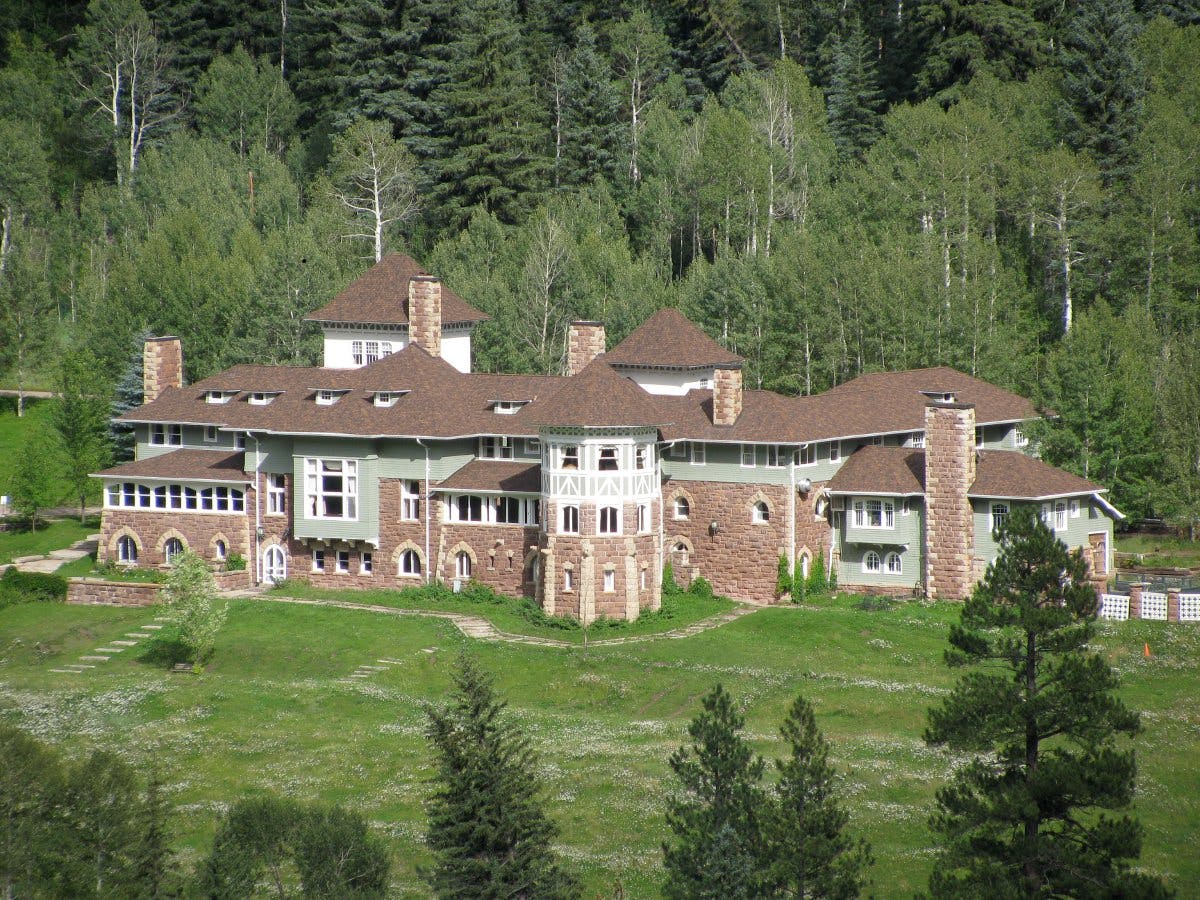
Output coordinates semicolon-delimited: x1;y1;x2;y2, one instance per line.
862;551;903;575
400;480;421;521
304;458;358;520
851;499;895;529
267;474;287;515
447;494;540;526
552;443;647;471
350;340;393;366
150;424;182;446
479;436;515;460
556;504;622;535
105;481;245;513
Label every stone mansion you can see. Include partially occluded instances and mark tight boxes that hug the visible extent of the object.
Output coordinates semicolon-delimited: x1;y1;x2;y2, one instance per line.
95;253;1121;621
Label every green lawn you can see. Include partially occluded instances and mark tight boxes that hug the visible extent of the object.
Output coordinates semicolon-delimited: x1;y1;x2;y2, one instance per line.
0;517;98;564
0;597;1195;897
0;396;57;494
1116;533;1200;569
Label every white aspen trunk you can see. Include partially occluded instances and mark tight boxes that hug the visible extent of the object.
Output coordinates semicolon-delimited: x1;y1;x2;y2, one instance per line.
111;58;124;186
766;159;774;257
280;0;289;77
127;40;140;181
629;77;640;183
373;165;384;262
1058;190;1072;334
0;206;11;277
776;1;786;57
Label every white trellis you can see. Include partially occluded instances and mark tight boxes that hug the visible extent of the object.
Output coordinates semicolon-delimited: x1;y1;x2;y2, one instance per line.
1141;591;1168;621
1099;594;1129;621
1178;593;1200;622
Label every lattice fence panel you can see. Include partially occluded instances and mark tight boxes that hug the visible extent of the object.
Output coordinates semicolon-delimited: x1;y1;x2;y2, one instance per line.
1179;594;1200;622
1141;592;1168;621
1099;594;1129;621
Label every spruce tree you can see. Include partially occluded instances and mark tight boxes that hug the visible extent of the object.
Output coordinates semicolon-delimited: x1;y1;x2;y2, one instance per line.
559;21;624;189
924;506;1170;897
110;330;151;463
767;695;872;898
129;766;174;898
662;683;769;898
825;16;882;161
422;654;578;898
52;349;112;522
913;0;1042;102
427;0;547;229
1058;0;1146;184
326;0;409;131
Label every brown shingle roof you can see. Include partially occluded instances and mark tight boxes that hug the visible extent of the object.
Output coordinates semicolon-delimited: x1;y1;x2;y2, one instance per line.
826;447;926;495
95;449;248;481
655;390;804;442
305;253;489;326
437;460;541;493
606;309;742;368
970;451;1106;499
527;358;669;428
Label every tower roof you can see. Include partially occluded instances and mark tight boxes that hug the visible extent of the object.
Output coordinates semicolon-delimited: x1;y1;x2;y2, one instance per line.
605;308;742;369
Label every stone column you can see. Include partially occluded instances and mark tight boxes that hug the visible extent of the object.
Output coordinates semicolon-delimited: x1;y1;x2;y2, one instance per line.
923;400;976;601
567;321;606;375
712;364;743;425
1167;588;1180;623
143;337;183;402
408;275;442;357
1128;583;1143;620
624;539;639;621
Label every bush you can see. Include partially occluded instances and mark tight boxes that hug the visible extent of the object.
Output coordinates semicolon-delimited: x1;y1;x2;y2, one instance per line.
0;567;68;606
792;558;807;603
689;576;713;598
160;552;227;667
776;554;792;599
223;552;246;572
662;562;682;595
807;550;829;596
854;595;896;612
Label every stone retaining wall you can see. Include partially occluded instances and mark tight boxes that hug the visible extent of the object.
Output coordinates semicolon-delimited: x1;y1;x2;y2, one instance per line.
67;578;163;606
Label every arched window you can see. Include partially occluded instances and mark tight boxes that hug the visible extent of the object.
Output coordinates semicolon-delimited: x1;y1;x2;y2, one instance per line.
752;501;770;523
599;506;619;534
672;542;690;565
799;553;811;579
117;535;138;564
673;497;690;520
885;552;902;575
863;551;881;574
214;539;227;560
263;545;286;583
455;551;472;580
164;537;185;563
399;549;422;577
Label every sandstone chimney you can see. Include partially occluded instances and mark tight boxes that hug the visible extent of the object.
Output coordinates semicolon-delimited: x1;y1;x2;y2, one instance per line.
143;337;183;403
567;321;606;376
712;364;743;426
923;395;976;600
408;275;442;357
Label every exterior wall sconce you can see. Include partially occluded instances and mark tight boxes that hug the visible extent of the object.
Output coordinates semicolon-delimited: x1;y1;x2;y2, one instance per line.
709;520;720;536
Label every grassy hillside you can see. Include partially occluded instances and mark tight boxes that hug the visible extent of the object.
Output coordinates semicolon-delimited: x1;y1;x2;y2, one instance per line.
0;597;1194;897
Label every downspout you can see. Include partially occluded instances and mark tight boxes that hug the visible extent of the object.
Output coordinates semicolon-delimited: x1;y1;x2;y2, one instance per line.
788;448;796;573
658;440;678;588
253;433;262;584
417;438;431;584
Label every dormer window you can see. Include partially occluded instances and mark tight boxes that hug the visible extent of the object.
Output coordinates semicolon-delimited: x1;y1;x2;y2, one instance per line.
492;400;529;415
315;389;347;406
248;391;280;406
206;390;236;404
373;391;408;408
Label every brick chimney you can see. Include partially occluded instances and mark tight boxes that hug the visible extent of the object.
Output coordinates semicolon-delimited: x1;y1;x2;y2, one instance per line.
408;275;442;357
924;394;976;600
712;364;743;426
143;337;183;403
567;321;606;376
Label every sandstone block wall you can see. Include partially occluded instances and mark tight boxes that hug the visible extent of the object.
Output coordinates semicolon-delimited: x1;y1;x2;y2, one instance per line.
924;402;976;600
99;507;251;568
712;365;743;425
143;337;183;403
67;579;163;606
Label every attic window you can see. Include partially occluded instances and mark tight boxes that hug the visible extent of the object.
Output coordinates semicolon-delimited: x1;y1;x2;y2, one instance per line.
248;392;279;406
373;391;408;408
492;400;529;415
206;390;236;404
315;389;347;406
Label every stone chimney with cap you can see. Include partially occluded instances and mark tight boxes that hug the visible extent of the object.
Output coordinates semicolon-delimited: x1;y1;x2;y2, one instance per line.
712;363;743;426
923;391;977;600
408;274;442;357
143;337;183;403
567;321;606;376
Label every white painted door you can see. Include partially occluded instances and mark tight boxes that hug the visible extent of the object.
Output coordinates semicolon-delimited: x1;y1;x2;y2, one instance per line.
263;545;286;584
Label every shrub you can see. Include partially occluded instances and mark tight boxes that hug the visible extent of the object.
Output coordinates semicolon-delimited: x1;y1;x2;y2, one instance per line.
776;555;792;599
662;562;682;596
223;552;246;572
160;552;227;667
807;550;828;596
792;558;807;603
0;567;68;606
854;595;896;612
689;576;714;598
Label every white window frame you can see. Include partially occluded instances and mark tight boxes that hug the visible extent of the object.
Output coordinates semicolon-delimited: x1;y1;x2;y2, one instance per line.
1069;498;1080;518
598;446;619;471
204;425;218;443
598;506;620;535
690;442;706;465
455;551;472;580
236;433;246;450
635;445;648;470
400;480;420;521
335;550;350;573
479;436;514;460
1054;500;1068;532
852;499;893;529
673;496;690;520
752;501;770;524
525;437;540;455
637;503;649;533
312;549;325;572
828;441;841;463
885;551;902;574
563;567;574;592
248;392;277;406
1014;427;1029;447
765;445;787;468
351;340;363;366
991;502;1009;533
910;432;925;449
797;444;816;466
862;551;881;574
315;390;341;406
364;340;380;364
267;473;287;515
560;445;579;469
117;535;138;563
450;495;486;523
561;505;579;534
398;549;422;577
741;444;755;468
603;569;616;592
150;424;182;446
164;537;185;563
304;458;358;520
360;551;373;575
667;442;686;459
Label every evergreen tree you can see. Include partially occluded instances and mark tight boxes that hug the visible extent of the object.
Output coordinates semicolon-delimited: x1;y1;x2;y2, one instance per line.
767;695;872;898
422;654;578;899
924;506;1170;897
1058;0;1146;183
52;349;112;522
128;766;175;898
663;683;769;898
825;17;882;160
392;0;457;169
0;723;66;897
427;0;547;229
776;553;793;599
913;0;1042;102
8;426;63;531
194;45;299;158
62;750;143;896
110;329;150;462
559;21;624;189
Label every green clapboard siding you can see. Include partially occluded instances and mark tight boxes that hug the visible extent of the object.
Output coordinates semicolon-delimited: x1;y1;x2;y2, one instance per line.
292;438;378;543
972;497;1113;567
837;496;923;587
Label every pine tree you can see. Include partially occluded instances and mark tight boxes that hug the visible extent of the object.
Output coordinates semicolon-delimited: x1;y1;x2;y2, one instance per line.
559;21;623;189
129;766;174;898
52;349;112;522
663;683;769;898
825;16;882;161
427;0;547;230
326;0;409;131
422;654;578;898
110;330;150;463
767;695;872;898
924;506;1170;897
393;0;457;169
1058;0;1146;184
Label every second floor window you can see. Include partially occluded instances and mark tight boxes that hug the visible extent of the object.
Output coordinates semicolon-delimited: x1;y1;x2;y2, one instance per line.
852;499;893;529
991;502;1008;533
561;445;579;469
151;424;182;446
480;436;514;459
797;444;816;466
599;447;619;471
766;445;787;468
599;506;619;534
401;480;420;521
305;459;357;520
267;473;287;515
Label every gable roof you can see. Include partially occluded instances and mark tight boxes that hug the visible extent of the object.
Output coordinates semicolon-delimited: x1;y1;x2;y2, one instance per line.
826;447;926;495
94;449;249;482
970;451;1107;500
526;358;668;428
305;253;489;327
605;309;742;369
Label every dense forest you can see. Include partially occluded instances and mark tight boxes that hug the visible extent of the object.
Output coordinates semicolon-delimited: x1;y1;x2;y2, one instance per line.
0;0;1198;525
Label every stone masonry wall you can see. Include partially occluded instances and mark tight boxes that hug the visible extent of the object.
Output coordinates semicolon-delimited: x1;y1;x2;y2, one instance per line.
712;365;743;426
99;507;251;569
924;402;976;600
567;322;606;376
67;579;163;606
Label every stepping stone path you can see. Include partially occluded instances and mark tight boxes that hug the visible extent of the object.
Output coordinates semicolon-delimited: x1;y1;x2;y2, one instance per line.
48;617;171;676
345;657;407;682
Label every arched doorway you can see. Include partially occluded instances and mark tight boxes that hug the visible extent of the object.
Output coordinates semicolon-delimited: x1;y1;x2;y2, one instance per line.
263;545;286;584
